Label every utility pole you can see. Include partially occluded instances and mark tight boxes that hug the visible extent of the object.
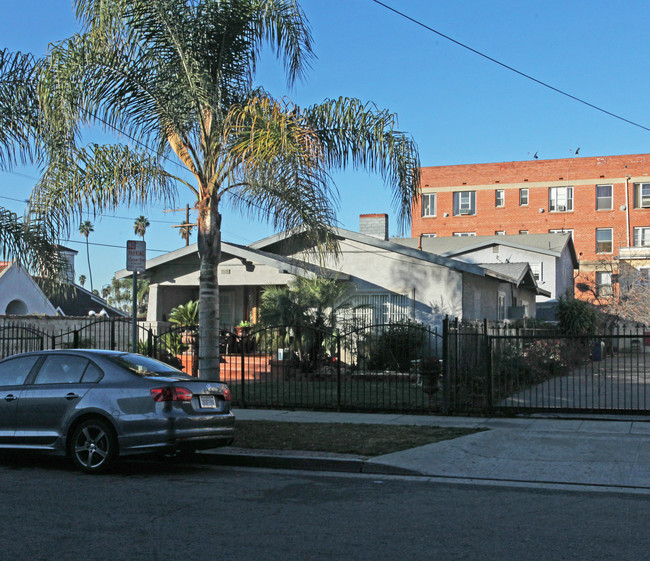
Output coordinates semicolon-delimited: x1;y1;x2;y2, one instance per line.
164;203;197;246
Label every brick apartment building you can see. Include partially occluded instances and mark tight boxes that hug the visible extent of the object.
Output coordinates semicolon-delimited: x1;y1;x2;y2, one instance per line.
412;153;650;301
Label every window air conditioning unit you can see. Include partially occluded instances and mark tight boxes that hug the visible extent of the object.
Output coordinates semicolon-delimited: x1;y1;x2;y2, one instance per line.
459;208;471;215
556;204;567;212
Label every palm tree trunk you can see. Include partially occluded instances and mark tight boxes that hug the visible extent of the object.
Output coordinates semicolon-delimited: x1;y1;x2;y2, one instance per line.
197;197;222;380
86;238;94;292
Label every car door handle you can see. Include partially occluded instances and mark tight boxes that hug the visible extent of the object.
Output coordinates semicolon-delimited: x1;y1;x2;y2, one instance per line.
65;393;80;400
4;394;18;401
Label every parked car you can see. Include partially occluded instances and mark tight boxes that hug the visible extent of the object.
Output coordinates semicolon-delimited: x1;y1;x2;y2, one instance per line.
0;349;234;473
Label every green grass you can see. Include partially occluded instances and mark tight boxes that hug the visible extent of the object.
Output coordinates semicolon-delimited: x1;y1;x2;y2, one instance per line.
232;420;485;456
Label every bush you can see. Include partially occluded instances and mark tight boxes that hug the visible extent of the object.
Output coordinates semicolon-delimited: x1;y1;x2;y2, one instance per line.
367;322;427;372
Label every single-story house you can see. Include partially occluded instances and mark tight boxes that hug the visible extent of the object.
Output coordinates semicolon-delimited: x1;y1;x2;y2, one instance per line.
116;215;550;330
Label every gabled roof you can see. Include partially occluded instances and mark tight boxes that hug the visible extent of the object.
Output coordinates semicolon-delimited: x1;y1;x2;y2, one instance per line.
114;241;349;280
480;262;551;297
0;261;10;276
251;227;487;276
393;233;579;268
34;280;127;317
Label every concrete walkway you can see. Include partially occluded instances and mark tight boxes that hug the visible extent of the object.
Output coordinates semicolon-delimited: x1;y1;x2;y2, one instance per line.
201;408;650;491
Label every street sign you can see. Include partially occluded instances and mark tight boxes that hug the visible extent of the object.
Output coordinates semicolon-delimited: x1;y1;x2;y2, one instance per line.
126;240;146;272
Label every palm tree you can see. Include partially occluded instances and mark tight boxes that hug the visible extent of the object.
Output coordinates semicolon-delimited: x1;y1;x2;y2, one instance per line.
78;220;94;292
78;274;86;287
33;0;420;380
0;49;62;282
178;223;194;246
133;215;150;240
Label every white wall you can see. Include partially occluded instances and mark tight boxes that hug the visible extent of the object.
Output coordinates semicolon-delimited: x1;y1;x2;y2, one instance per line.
0;265;57;316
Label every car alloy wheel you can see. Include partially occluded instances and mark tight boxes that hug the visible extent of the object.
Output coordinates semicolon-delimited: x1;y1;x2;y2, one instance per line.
70;418;117;474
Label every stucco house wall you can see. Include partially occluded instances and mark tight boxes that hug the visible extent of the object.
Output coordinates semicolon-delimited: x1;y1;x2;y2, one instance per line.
0;263;57;316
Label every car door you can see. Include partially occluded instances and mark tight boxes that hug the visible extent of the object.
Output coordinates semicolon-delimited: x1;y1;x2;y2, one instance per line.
0;354;40;444
14;354;100;446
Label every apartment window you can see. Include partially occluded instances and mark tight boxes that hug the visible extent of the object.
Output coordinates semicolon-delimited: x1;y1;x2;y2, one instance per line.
530;263;543;282
633;227;650;247
344;292;411;326
453;232;476;237
421;193;436;217
549;186;573;212
549;228;574;239
495;190;504;207
453;191;476;215
633;183;650;209
596;228;613;254
596;184;613;210
519;230;529;234
596;271;613;297
519;188;529;206
422;233;437;238
495;230;505;235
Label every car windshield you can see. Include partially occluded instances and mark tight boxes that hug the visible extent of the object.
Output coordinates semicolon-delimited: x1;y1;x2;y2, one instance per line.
109;354;194;379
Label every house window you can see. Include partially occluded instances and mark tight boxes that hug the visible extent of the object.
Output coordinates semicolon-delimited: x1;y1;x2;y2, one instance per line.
345;292;411;326
422;233;437;238
495;230;505;235
495;190;504;207
596;271;613;296
633;183;650;209
633;227;650;247
549;228;574;239
497;292;506;321
519;230;529;234
530;263;543;282
549;186;573;212
453;191;476;215
453;232;476;237
519;188;529;206
596;228;613;254
421;193;436;217
596;184;613;210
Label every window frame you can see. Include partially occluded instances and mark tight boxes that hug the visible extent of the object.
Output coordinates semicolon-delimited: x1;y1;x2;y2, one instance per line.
519;188;529;206
421;193;436;217
453;232;476;237
596;228;613;254
453;191;476;216
596;271;613;297
596;184;613;210
633;227;650;247
549;186;573;212
495;189;505;208
633;183;650;209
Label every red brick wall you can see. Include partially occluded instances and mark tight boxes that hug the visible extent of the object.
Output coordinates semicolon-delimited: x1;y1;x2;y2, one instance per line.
412;153;650;263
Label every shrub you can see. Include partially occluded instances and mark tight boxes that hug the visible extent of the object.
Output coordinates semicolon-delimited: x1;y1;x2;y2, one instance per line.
367;322;427;372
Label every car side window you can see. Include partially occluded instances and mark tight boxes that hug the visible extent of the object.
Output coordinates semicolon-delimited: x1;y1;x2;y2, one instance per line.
81;362;103;383
34;355;89;385
0;356;39;387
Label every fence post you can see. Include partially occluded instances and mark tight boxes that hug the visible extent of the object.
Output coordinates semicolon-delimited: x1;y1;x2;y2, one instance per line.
73;330;79;349
110;319;116;350
240;334;246;408
147;329;153;357
441;316;449;415
336;331;342;410
484;318;493;412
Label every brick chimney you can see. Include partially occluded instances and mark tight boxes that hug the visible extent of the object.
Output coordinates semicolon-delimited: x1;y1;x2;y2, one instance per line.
359;213;388;241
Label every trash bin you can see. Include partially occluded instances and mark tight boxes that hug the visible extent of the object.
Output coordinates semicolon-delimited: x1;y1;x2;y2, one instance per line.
592;340;603;361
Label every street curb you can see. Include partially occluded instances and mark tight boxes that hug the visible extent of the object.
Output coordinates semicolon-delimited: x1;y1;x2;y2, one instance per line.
198;448;421;476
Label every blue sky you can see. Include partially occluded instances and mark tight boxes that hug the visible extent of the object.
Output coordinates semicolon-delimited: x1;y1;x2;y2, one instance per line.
2;0;650;289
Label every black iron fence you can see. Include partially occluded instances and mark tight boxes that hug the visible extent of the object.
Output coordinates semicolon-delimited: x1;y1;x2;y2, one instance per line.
1;317;649;415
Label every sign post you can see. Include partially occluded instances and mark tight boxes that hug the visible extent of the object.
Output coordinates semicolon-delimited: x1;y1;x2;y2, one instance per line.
126;240;146;352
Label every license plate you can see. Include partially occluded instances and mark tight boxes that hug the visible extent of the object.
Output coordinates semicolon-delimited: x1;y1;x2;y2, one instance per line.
199;395;217;408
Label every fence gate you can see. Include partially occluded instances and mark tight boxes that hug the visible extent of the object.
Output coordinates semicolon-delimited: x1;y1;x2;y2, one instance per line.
490;328;650;415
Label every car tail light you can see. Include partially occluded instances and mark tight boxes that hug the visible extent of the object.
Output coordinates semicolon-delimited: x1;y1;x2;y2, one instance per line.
151;387;193;402
222;387;232;401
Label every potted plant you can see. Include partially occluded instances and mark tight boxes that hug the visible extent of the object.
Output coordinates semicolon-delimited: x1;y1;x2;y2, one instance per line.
235;320;251;337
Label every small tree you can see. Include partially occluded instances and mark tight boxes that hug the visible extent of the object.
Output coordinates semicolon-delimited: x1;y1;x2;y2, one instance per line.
556;293;599;335
78;220;94;292
78;274;86;287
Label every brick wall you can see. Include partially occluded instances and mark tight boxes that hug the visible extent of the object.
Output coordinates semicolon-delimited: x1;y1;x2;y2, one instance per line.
412;153;650;264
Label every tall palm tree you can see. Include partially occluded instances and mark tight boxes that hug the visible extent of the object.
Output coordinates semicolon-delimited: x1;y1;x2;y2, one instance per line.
133;215;150;240
33;0;420;380
78;220;94;292
178;223;194;246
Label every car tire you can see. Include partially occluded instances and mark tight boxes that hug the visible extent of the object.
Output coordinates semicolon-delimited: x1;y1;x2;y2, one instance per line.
69;418;118;474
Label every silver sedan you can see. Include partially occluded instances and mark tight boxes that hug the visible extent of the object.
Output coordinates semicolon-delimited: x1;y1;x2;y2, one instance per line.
0;349;235;473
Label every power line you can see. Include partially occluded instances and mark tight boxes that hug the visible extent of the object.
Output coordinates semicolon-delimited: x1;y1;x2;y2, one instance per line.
60;238;170;253
369;0;650;133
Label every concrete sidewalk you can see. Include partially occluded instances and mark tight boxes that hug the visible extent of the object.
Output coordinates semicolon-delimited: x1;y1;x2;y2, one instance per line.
201;409;650;490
